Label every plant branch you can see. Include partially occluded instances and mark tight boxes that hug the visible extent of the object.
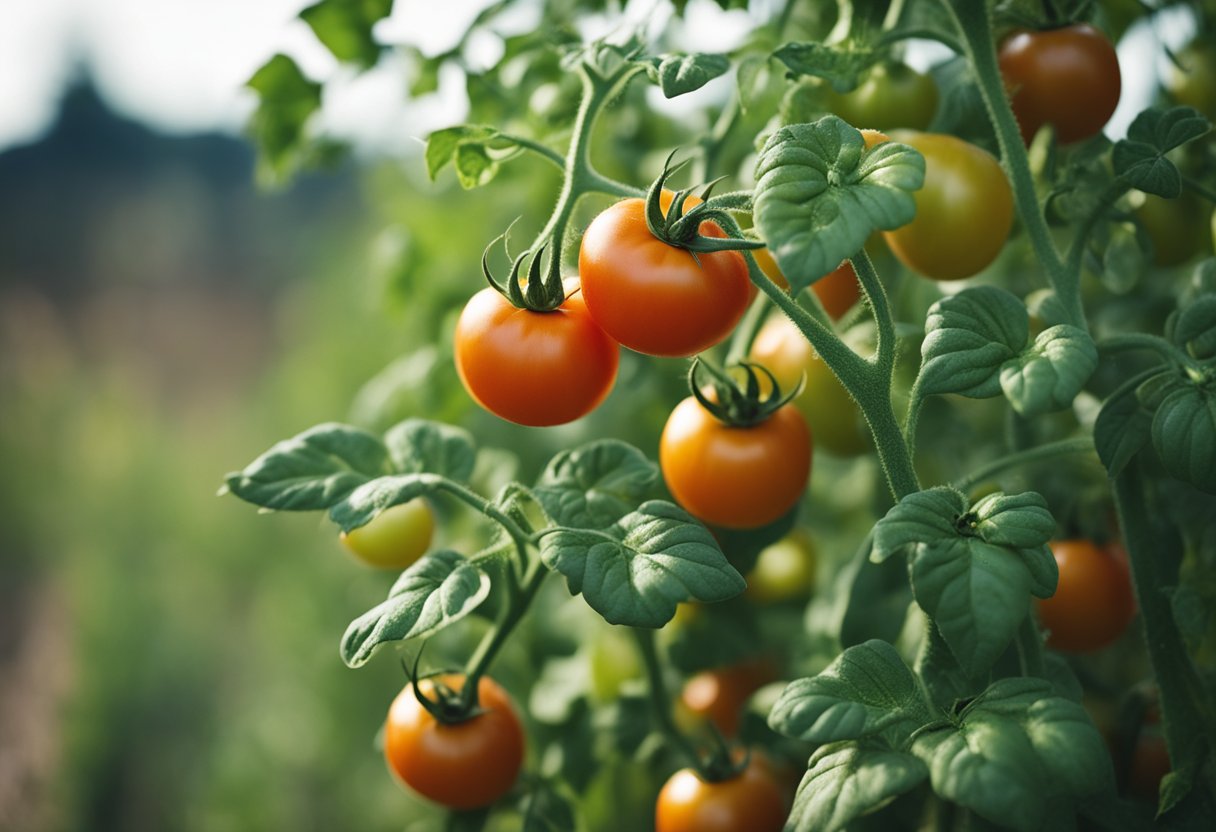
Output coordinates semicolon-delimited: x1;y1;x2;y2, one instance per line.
952;437;1096;492
633;627;705;774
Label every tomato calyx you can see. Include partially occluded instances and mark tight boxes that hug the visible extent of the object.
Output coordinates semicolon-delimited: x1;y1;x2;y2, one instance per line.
688;359;803;428
481;229;566;311
406;655;488;725
644;153;763;256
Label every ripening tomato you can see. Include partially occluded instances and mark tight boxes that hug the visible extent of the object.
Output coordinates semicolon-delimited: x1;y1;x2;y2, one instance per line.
655;754;788;832
754;248;862;319
579;193;751;357
1037;540;1136;652
1136;193;1209;267
883;131;1014;280
826;63;939;132
660;396;811;529
384;675;525;810
680;659;778;738
340;500;434;569
1168;43;1216;119
998;24;1122;145
746;531;817;603
454;282;618;426
1127;726;1171;802
749;314;869;456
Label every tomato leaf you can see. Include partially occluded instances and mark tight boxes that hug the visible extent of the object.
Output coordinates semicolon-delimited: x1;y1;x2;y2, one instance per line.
328;473;439;532
1113;107;1212;198
384;419;476;482
785;742;929;832
918;287;1029;398
1093;369;1169;478
245;54;322;185
533;440;660;530
912;678;1114;832
872;487;1056;677
539;500;745;628
772;41;879;93
425;125;528;189
299;0;392;68
1152;383;1216;494
768;640;933;745
222;423;389;511
644;53;730;98
1171;295;1216;361
753;116;924;291
998;325;1098;417
340;549;491;667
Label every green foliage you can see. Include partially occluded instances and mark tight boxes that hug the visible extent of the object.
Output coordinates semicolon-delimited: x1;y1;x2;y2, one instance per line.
245;54;322;185
644;53;731;98
299;0;392;68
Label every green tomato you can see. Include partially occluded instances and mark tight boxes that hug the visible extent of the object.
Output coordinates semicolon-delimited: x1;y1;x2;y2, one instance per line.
826;63;939;132
339;499;434;569
1169;44;1216;119
1136;193;1209;267
587;627;642;701
746;532;817;603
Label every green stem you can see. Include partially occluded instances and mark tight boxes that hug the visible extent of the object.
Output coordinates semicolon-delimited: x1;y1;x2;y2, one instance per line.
1014;614;1045;678
1064;182;1130;277
633;628;705;774
428;477;533;572
463;558;547;698
942;0;1084;328
952;437;1095;492
496;132;565;170
851;248;897;376
725;292;771;364
1184;173;1216;205
1098;333;1199;372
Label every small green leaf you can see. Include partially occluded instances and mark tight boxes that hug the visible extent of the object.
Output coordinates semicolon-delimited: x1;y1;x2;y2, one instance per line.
1093;369;1165;478
753;116;924;291
384;419;476;482
772;41;879;93
245;54;322;185
919;287;1028;398
998;325;1098;417
646;53;730;98
533;440;660;530
768;640;932;745
1172;295;1216;361
539;501;745;628
1152;383;1216;493
872;488;1056;676
340;550;491;667
735;55;772;112
1113;107;1212;197
224;423;388;511
328;473;438;532
786;742;929;832
425;125;526;189
299;0;392;68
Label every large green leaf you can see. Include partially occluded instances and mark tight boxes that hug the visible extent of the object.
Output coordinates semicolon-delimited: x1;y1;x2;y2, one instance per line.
1153;383;1216;493
918;286;1027;398
384;419;476;482
753;116;924;291
539;501;745;627
786;742;928;832
299;0;392;68
1113;107;1211;197
340;550;491;667
533;440;659;529
998;326;1098;417
245;54;322;184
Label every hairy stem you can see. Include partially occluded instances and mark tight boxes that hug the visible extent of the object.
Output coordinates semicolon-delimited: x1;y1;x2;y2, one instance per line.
634;628;705;774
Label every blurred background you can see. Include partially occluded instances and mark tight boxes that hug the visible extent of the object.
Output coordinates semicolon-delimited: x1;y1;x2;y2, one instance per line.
0;1;1202;830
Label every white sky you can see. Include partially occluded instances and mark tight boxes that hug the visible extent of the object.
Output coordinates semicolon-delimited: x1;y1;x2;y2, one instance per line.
0;0;1192;156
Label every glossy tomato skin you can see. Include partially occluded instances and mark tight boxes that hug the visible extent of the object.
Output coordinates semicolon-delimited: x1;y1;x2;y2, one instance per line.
340;500;434;569
998;24;1121;145
883;132;1014;280
384;675;525;810
750;314;868;457
454;284;618;426
679;659;777;738
655;755;788;832
660;397;811;529
827;63;939;132
579;194;751;357
1037;540;1136;652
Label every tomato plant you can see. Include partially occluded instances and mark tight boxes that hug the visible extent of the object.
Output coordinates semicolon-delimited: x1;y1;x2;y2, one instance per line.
825;62;939;132
383;674;525;810
882;131;1014;280
1037;540;1136;653
340;499;434;569
655;754;788;832
454;282;619;426
579;192;750;357
998;24;1122;145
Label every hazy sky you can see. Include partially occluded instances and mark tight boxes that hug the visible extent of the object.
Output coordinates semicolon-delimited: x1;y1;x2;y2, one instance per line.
0;0;1191;155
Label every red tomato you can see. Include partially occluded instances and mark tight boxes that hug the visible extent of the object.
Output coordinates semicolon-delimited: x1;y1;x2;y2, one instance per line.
384;675;525;810
655;755;788;832
454;282;618;426
660;396;811;529
1037;540;1136;652
998;24;1122;145
578;192;751;357
680;659;778;738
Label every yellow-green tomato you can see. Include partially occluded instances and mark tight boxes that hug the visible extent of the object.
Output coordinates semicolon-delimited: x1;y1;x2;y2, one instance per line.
339;500;434;569
826;63;939;132
749;314;869;457
746;532;817;603
1136;193;1209;267
587;627;643;701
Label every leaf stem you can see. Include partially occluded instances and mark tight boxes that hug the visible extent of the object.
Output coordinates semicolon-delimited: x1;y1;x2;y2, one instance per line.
427;477;533;571
496;132;565;170
633;627;706;775
1098;332;1199;371
951;437;1095;492
1014;614;1045;678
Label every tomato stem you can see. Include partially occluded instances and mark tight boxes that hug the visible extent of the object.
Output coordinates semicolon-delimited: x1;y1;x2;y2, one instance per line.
951;437;1096;493
632;627;707;776
1097;333;1201;373
463;557;547;698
